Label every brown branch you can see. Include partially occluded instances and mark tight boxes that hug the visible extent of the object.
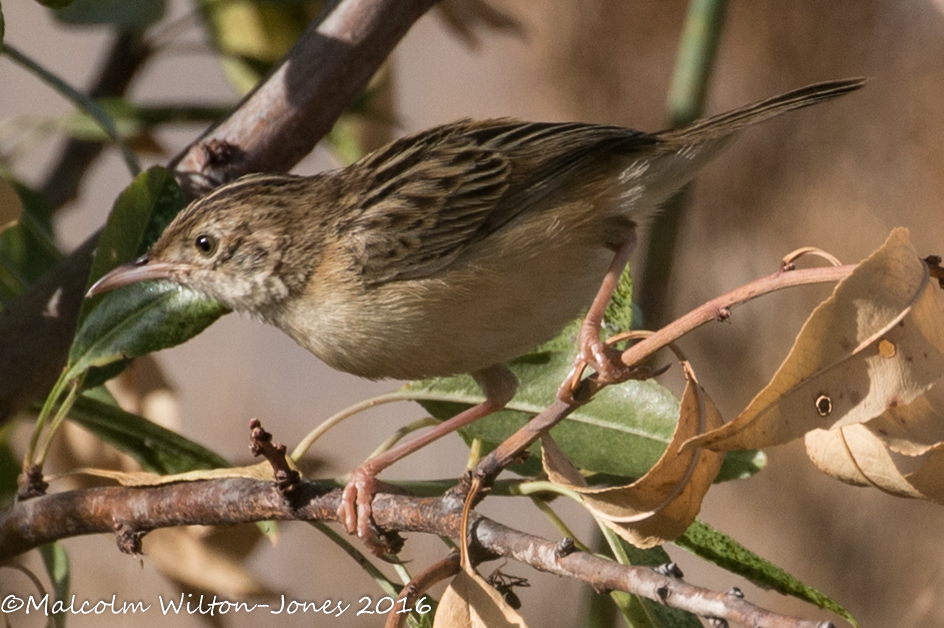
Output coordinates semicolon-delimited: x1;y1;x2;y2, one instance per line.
0;479;833;627
0;0;440;425
169;0;441;195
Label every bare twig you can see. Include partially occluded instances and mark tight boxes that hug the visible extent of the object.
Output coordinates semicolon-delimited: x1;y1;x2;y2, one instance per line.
0;479;832;627
248;418;301;499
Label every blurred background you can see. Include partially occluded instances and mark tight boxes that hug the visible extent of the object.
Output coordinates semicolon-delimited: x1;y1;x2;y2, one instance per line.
2;0;944;626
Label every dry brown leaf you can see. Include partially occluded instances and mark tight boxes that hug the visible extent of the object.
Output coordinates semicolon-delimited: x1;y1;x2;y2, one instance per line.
683;228;944;453
145;527;275;599
864;377;944;455
805;424;944;504
805;425;924;497
61;460;280;486
434;569;529;628
543;363;724;548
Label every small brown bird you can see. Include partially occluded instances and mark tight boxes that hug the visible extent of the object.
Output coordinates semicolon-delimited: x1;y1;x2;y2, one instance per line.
89;78;864;544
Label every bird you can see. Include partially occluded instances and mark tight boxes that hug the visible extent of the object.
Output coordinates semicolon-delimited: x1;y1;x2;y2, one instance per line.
88;77;865;547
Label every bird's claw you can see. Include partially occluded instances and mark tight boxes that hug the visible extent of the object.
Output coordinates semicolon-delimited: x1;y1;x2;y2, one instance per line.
338;467;403;556
558;335;635;403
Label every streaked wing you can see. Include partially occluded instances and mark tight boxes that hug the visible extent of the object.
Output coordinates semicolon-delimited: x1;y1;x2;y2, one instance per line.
342;119;654;284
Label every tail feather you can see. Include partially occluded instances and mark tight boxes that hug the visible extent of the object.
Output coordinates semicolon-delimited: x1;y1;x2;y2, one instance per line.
656;77;866;144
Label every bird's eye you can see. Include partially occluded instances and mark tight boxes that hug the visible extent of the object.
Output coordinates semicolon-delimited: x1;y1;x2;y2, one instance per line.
194;234;218;256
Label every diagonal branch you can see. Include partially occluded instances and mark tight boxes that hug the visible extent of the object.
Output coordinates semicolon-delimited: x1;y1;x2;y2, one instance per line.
0;478;833;627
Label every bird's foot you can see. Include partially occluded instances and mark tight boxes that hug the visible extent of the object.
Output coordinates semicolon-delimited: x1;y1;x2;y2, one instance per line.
558;327;635;403
338;466;403;556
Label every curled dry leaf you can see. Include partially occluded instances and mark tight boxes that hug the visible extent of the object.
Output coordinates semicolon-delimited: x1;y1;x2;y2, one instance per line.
543;363;725;548
434;568;529;628
805;424;944;504
864;375;944;456
682;228;944;453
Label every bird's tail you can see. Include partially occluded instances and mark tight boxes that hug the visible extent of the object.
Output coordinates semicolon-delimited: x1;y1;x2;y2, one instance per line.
656;77;866;144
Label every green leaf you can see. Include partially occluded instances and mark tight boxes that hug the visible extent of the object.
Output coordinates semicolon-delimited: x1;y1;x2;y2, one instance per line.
715;449;766;482
200;0;318;94
0;176;61;304
80;165;183;326
603;265;635;333
55;0;165;27
67;280;227;385
677;520;859;627
409;328;762;481
39;543;70;628
69;389;229;474
68;166;228;386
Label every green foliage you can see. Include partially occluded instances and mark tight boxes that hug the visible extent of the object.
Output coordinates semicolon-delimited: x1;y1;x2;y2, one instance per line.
71;388;229;474
54;0;166;27
198;0;324;94
0;177;61;305
70;167;227;386
411;328;764;481
677;520;859;627
39;543;70;628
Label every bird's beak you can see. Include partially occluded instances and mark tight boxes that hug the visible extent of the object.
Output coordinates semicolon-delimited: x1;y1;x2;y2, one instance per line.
86;255;184;297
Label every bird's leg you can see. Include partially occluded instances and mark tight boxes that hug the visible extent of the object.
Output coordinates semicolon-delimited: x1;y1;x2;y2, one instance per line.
339;364;518;549
562;233;638;400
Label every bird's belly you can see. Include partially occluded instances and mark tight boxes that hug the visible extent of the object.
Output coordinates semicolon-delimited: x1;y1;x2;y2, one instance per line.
280;240;617;381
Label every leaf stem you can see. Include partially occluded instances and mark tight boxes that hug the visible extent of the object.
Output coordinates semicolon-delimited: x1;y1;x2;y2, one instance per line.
2;44;141;177
35;375;84;467
291;391;412;461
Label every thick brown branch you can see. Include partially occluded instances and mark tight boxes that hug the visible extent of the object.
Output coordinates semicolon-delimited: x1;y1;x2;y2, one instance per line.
0;479;831;627
0;0;440;425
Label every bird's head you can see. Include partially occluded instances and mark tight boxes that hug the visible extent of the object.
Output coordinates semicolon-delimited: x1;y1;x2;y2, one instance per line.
88;174;319;315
